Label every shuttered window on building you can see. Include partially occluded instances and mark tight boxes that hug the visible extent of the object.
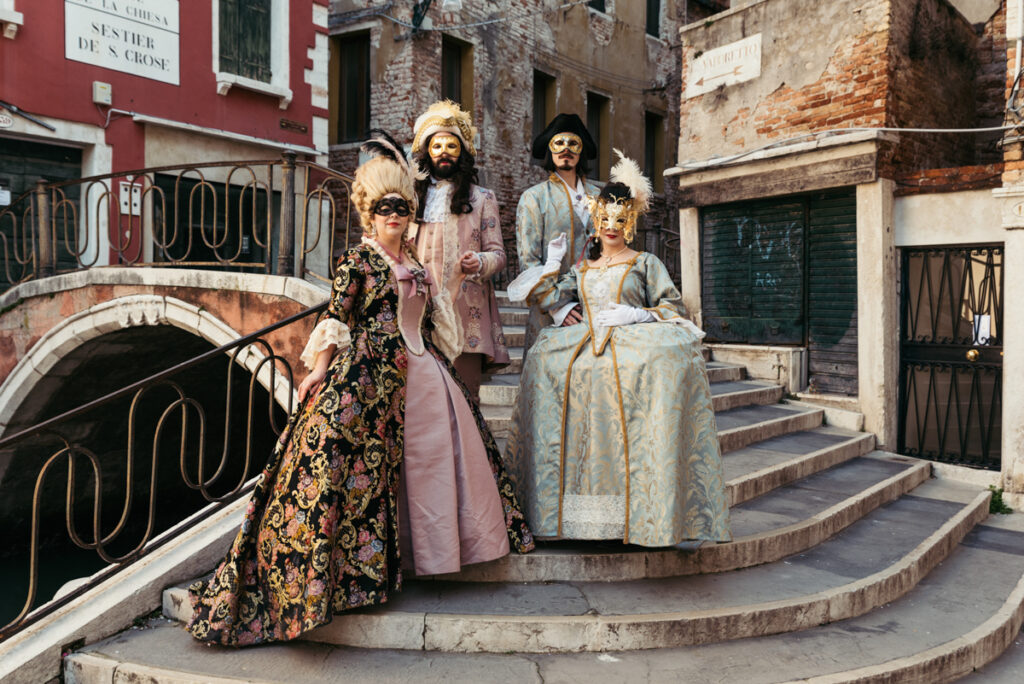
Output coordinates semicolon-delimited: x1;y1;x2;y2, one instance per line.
701;189;858;395
806;192;858;395
701;199;805;345
219;0;272;83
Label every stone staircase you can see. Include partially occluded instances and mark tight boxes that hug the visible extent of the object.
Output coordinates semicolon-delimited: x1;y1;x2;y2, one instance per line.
62;294;1024;684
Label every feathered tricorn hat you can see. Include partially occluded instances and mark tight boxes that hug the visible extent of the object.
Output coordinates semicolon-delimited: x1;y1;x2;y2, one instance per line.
587;149;653;243
352;129;426;232
411;100;478;156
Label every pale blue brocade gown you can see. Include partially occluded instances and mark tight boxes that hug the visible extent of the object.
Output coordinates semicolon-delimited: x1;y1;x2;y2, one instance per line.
504;253;731;547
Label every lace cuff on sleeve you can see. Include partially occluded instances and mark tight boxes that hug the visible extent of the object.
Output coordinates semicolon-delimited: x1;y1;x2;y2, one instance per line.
300;317;351;370
507;264;555;303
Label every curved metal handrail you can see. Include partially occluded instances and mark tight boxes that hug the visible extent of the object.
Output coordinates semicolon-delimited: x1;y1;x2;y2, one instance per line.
0;301;326;641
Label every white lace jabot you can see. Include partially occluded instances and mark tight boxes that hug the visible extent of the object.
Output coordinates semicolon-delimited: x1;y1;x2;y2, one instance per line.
423;180;453;224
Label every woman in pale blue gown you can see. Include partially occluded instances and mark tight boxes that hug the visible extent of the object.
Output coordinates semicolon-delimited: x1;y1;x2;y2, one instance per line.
505;152;731;547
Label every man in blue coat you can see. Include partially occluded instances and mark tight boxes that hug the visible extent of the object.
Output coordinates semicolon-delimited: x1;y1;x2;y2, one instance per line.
515;113;600;353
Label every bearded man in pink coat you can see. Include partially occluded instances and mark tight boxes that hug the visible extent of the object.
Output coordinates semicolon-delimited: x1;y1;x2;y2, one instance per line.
410;100;510;400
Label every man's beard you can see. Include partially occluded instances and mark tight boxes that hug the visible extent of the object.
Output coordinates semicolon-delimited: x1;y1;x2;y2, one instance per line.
555;155;577;171
429;156;459;179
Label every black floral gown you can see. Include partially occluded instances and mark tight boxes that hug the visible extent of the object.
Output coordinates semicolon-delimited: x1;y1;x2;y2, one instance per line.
187;244;534;646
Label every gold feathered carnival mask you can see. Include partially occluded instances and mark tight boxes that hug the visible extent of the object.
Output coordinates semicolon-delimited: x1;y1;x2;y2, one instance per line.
587;149;653;243
411;100;478;157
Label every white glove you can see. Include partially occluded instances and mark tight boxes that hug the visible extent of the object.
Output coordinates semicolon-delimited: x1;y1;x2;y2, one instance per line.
544;233;568;273
595;303;656;328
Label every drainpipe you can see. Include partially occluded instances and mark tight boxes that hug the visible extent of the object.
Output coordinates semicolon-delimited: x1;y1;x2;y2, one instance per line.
1016;0;1023;85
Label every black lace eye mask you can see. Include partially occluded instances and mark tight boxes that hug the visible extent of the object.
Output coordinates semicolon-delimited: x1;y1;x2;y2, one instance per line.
373;198;411;217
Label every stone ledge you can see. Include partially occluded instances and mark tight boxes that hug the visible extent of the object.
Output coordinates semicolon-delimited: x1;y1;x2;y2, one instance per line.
0;268;328;311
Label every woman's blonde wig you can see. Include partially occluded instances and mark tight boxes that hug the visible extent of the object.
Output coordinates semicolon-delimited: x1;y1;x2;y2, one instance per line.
352;156;418;233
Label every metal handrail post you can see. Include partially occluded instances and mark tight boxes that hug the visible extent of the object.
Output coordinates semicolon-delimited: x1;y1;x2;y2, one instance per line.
277;151;297;276
34;180;53;278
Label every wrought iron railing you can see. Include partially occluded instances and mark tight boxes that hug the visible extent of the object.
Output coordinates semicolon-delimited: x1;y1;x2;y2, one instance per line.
898;245;1003;469
0;154;356;294
0;302;326;641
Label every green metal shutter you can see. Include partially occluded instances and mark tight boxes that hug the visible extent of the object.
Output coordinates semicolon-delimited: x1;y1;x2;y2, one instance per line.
807;191;858;395
701;199;805;344
220;0;271;83
219;0;241;76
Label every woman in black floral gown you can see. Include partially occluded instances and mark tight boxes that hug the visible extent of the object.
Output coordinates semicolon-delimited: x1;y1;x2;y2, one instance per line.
187;133;533;647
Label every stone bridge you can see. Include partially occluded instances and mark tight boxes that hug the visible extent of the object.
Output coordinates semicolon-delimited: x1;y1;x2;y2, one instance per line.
0;268;329;439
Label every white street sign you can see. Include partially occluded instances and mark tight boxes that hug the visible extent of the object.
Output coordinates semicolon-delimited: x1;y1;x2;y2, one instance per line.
685;34;762;99
65;0;180;86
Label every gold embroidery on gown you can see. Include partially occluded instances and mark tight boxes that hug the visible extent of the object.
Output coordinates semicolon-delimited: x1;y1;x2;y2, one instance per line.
505;253;731;546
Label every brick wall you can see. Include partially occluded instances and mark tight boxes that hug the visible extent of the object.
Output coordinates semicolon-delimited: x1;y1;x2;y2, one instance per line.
679;0;1001;181
884;0;981;173
975;2;1007;163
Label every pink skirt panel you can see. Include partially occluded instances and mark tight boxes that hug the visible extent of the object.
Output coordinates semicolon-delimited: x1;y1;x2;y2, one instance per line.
399;351;510;575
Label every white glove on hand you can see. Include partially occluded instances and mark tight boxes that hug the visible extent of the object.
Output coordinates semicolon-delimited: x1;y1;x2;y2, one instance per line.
595;303;656;328
544;233;568;273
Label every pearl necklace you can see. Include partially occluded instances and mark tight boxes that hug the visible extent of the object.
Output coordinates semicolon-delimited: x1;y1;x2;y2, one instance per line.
599;245;630;270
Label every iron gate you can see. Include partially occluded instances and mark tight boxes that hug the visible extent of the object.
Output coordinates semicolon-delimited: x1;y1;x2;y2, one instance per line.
898;245;1003;469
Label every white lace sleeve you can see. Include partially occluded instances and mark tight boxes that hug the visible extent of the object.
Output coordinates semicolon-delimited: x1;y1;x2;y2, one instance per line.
299;318;351;370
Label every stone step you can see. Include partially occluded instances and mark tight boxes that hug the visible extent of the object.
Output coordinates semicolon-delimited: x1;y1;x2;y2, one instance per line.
159;476;985;655
412;449;920;583
498;306;528;327
501;325;525;348
494;290;520;309
489;346;522;375
72;511;1024;683
162;452;925;605
706;360;746;382
715;403;824;454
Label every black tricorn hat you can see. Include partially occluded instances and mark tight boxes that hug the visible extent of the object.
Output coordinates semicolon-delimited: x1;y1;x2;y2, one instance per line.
531;113;597;160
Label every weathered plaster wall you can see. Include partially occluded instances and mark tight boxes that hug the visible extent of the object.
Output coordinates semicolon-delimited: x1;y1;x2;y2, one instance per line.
679;0;988;175
679;0;891;163
894;187;1004;246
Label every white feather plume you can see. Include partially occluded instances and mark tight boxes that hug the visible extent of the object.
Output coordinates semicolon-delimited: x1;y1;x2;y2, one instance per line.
610;148;652;214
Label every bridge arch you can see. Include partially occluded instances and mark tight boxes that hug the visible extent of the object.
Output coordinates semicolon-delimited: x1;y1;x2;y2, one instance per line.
0;294;293;438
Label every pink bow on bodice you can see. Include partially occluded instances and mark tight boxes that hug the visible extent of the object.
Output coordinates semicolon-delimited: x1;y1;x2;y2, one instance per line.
393;263;434;298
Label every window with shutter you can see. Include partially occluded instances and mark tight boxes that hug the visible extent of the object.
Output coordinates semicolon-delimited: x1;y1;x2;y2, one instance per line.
337;33;370;143
220;0;271;84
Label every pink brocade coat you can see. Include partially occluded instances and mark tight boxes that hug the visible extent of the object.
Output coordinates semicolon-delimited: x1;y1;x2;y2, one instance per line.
413;184;510;368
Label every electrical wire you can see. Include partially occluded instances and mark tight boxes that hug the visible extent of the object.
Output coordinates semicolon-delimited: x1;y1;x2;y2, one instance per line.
673;124;1024;171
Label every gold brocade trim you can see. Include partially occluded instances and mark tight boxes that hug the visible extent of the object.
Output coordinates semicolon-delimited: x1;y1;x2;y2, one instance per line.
580;253;642;356
525;269;560;305
360;236;427;356
608;337;631;543
549;174;577;265
556;331;592;538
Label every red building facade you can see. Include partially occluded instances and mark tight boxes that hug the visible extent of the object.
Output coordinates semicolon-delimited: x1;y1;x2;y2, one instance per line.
0;0;328;264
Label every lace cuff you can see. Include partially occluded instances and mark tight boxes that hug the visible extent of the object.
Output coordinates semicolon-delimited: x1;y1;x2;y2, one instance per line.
551;300;579;326
300;317;351;370
507;264;558;303
430;289;465;362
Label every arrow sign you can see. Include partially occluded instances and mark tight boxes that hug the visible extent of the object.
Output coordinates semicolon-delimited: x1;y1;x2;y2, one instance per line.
685;34;762;99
